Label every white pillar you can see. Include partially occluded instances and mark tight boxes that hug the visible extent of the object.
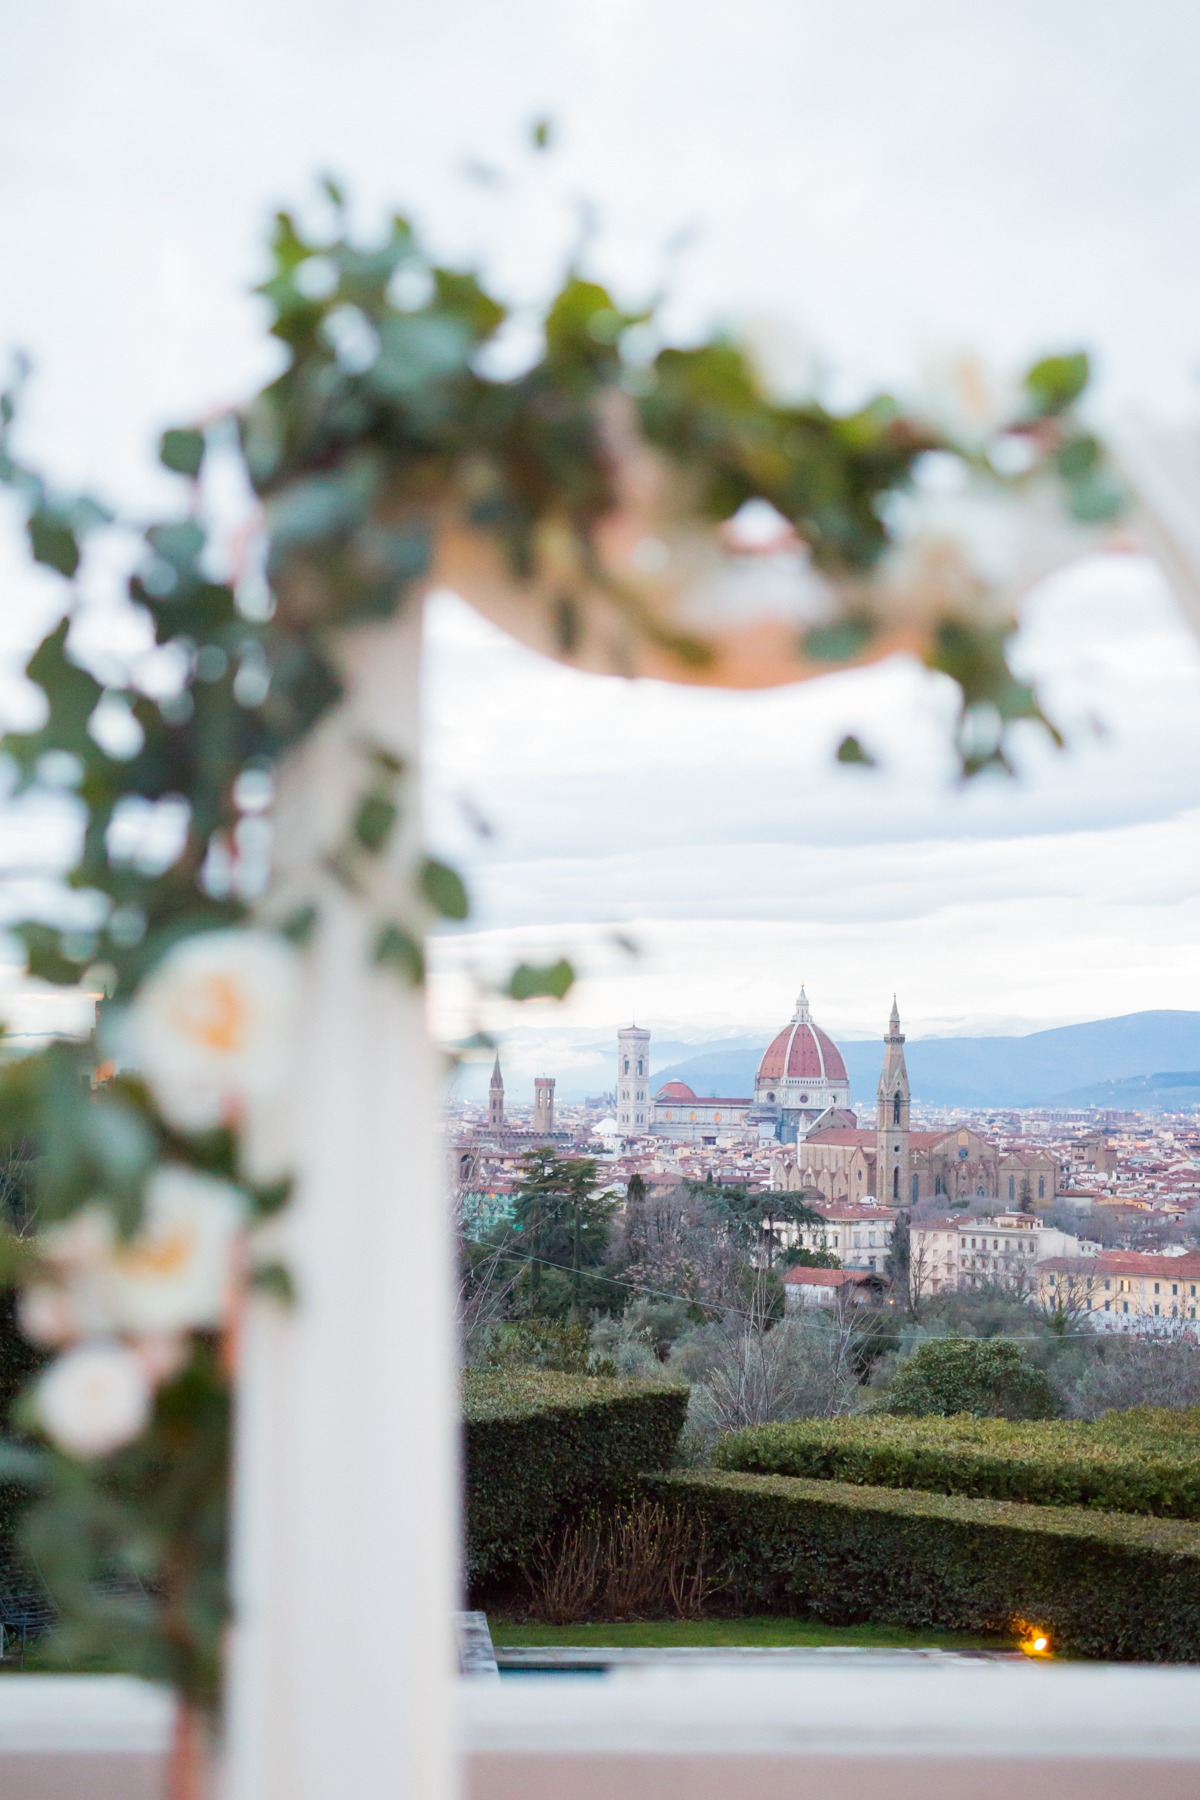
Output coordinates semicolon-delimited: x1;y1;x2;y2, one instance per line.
225;600;457;1800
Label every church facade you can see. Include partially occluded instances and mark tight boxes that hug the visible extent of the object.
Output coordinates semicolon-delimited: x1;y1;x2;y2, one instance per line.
622;987;1058;1205
767;998;1057;1206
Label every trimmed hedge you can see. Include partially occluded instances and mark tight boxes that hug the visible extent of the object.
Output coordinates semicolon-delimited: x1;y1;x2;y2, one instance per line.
713;1410;1200;1518
463;1370;688;1579
646;1468;1200;1661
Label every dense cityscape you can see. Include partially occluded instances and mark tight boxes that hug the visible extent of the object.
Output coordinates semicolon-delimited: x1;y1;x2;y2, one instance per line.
451;989;1200;1333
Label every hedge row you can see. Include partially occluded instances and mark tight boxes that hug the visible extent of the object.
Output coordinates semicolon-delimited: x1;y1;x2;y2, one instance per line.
462;1370;688;1579
646;1469;1200;1661
713;1410;1200;1518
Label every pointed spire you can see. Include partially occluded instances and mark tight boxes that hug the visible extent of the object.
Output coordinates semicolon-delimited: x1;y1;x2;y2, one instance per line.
489;1054;503;1089
794;986;811;1022
889;994;901;1035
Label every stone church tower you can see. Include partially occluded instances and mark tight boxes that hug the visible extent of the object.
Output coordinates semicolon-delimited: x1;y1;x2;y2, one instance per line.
488;1054;505;1130
533;1076;555;1136
617;1025;650;1133
875;997;911;1206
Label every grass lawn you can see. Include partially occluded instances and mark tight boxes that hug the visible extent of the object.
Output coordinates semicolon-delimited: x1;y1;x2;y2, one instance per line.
489;1616;1010;1651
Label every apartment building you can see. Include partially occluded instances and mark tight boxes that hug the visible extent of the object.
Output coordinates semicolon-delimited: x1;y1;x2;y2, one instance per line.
1036;1251;1200;1331
909;1212;1091;1298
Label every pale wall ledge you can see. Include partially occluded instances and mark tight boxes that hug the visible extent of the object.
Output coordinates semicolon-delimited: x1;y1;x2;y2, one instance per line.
5;1665;1200;1800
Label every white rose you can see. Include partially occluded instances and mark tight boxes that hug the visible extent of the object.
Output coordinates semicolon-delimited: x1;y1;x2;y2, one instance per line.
36;1342;153;1459
36;1166;247;1337
100;1165;247;1334
124;929;300;1138
915;352;1024;449
876;471;1092;628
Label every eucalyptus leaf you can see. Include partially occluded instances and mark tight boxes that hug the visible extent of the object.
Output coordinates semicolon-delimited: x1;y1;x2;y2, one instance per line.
29;510;80;576
159;428;206;478
352;789;397;855
419;857;469;920
373;922;425;984
506;958;575;1002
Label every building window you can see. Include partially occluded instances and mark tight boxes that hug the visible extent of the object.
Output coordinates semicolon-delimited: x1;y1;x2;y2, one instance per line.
1038;1176;1046;1198
1104;1301;1111;1312
1008;1176;1015;1201
1123;1301;1129;1314
1155;1283;1161;1295
893;1092;901;1126
623;1059;629;1074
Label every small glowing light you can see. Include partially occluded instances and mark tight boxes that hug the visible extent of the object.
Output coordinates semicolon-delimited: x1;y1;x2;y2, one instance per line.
1014;1618;1052;1658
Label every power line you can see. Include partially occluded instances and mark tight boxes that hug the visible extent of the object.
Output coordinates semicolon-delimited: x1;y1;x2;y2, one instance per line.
463;1237;1123;1342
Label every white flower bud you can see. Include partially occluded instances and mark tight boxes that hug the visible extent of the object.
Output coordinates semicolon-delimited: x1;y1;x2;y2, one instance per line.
36;1343;153;1459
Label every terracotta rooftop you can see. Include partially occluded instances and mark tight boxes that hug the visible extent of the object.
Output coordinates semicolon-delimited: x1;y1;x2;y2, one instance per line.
781;1265;878;1287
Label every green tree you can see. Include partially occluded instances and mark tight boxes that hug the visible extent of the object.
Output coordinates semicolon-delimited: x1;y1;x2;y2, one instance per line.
689;1181;821;1263
510;1151;616;1318
780;1245;842;1269
877;1337;1058;1421
886;1210;915;1312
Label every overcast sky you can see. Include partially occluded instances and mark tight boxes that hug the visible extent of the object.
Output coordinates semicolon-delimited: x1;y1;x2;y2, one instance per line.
3;0;1200;1062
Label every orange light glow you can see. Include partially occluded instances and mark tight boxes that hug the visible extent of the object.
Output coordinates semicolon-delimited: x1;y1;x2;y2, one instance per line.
1015;1620;1053;1658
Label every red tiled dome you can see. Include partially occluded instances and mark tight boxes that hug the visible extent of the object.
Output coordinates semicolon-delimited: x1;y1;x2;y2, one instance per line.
656;1080;697;1101
756;991;848;1086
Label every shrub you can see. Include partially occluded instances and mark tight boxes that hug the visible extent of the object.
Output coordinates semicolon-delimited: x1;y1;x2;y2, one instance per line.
714;1410;1200;1518
480;1319;596;1373
462;1370;688;1581
588;1315;661;1379
878;1337;1057;1419
646;1469;1200;1661
685;1319;862;1451
523;1499;712;1623
1065;1339;1200;1418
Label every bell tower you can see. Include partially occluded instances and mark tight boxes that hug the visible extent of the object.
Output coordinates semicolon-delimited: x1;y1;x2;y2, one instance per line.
617;1025;651;1134
533;1076;555;1137
876;997;911;1206
489;1054;505;1130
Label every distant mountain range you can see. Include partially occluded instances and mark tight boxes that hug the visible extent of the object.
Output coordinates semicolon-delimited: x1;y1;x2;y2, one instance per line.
1045;1071;1200;1111
648;1011;1200;1112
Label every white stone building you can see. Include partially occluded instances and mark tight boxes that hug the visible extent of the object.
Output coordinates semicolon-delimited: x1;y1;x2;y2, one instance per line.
616;1025;651;1134
909;1211;1093;1299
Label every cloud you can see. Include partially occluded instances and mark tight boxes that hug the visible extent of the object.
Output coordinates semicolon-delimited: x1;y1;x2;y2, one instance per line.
3;0;1200;1060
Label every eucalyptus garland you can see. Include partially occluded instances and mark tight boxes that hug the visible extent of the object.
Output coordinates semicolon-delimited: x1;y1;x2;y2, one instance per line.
0;181;1120;1711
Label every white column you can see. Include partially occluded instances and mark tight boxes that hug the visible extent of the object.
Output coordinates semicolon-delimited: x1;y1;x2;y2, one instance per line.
225;600;457;1800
